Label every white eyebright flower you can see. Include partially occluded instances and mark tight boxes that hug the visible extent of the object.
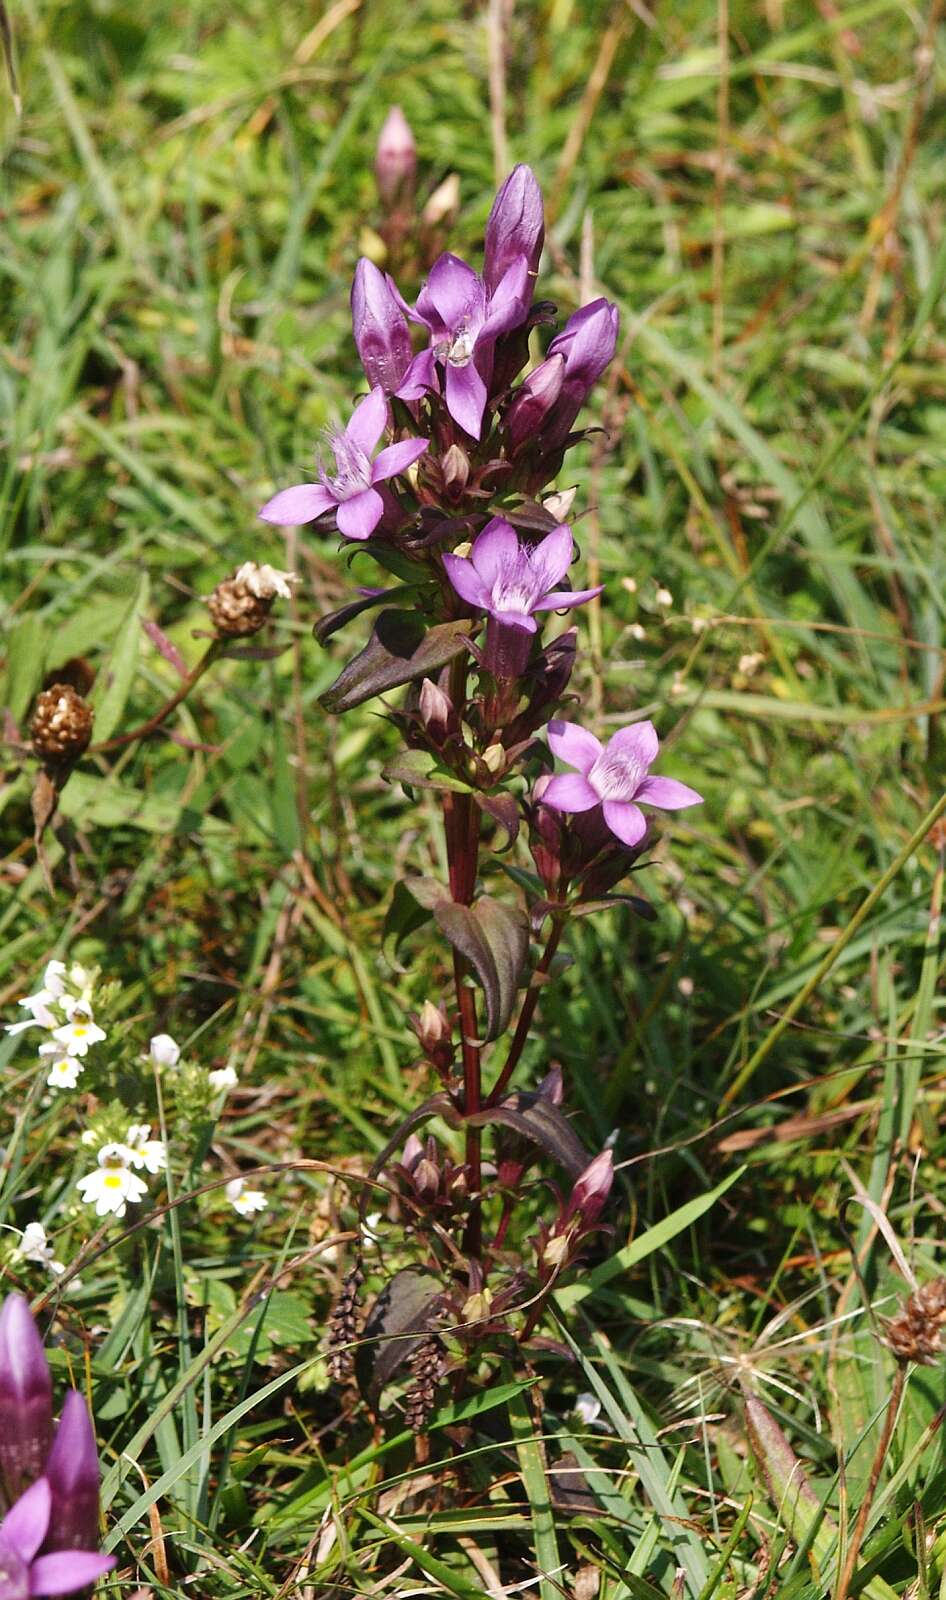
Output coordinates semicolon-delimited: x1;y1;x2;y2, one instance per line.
76;1144;148;1218
225;1178;267;1216
44;1055;84;1090
208;1066;238;1092
52;1014;106;1057
125;1124;167;1174
17;1222;54;1266
149;1033;180;1068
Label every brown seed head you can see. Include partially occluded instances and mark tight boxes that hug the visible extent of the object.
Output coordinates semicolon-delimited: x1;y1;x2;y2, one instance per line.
30;684;94;761
883;1277;946;1366
206;577;273;638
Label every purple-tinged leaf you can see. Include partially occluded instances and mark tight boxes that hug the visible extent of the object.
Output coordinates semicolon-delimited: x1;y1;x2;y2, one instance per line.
319;611;472;715
474;790;520;848
312;587;406;647
435;895;528;1043
140;618;187;680
467;1090;591;1178
382;879;436;966
355;1268;444;1409
571;893;656;922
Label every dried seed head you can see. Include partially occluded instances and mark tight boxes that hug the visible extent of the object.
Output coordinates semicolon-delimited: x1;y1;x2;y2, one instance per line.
327;1261;364;1383
404;1335;445;1432
30;684;94;762
883;1277;946;1366
207;576;273;637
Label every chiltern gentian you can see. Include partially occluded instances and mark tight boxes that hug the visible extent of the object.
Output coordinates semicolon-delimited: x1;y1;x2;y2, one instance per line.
538;297;620;450
407;252;531;439
259;387;428;539
542;719;703;847
443;518;601;678
483;163;545;300
0;1476;114;1597
0;1296;53;1500
350;259;418;397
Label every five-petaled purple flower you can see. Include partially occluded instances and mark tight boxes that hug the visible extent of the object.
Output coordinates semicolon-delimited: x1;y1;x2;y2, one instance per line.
258;387;427;540
407;253;531;439
542;720;703;848
0;1476;114;1598
443;518;601;678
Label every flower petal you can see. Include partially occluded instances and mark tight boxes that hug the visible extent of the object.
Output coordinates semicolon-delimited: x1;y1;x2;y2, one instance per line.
396;348;437;400
541;773;599;813
422;252;484;332
636;775;703;811
335;487;384;540
442;554;491;611
258;483;334;525
346;387;389;455
547;719;602;775
531;584;603;612
2;1479;51;1562
29;1551;116;1595
470;518;518;587
531;522;574;589
602;800;648;847
482;256;530;338
606;720;659;771
492;609;537;633
444;362;487;438
371;437;428;483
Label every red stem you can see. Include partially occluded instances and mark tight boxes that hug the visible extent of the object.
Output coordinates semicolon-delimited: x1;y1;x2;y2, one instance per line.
486;915;565;1107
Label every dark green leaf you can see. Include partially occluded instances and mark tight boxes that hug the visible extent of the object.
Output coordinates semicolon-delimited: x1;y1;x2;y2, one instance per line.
313;586;406;646
468;1090;591;1178
319;611;471;714
435;895;528;1042
475;790;520;847
382;748;472;794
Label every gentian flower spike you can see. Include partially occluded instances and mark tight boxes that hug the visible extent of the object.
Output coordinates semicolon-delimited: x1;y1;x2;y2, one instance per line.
350;260;417;397
443;518;601;678
45;1391;100;1554
0;1476;115;1597
540;297;620;450
259;387;428;539
542;719;703;847
409;252;531;438
0;1294;53;1499
483;163;545;298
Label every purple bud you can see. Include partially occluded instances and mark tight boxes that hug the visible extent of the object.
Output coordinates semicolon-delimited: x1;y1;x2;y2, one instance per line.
440;443;470;497
350;259;414;395
563;1149;614;1228
44;1390;100;1553
0;1294;53;1499
419;677;453;743
541;298;620;451
375;107;416;204
503;354;565;452
484;165;545;297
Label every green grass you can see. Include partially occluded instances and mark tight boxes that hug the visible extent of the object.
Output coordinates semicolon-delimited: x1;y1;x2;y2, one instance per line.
2;0;946;1593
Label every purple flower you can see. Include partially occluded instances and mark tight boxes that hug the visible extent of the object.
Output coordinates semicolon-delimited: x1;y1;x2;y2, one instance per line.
502;351;565;452
408;252;531;438
0;1295;52;1500
542;719;703;848
563;1148;614;1228
44;1392;100;1555
375;106;416;204
540;297;620;450
444;519;601;679
258;388;427;540
483;164;544;299
350;260;416;397
0;1476;114;1597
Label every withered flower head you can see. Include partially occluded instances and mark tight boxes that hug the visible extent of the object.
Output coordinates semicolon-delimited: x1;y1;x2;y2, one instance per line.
207;564;295;638
883;1277;946;1366
30;685;94;762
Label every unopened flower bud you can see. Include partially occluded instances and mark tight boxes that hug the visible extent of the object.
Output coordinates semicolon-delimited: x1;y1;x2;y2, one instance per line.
441;443;470;496
543;486;578;522
503;353;565;453
415;999;452;1066
481;742;505;775
402;1134;424;1170
542;1233;570;1269
413;1156;440;1196
207;573;274;637
419;678;453;743
461;1287;493;1322
149;1033;180;1068
30;685;94;763
422;172;460;229
0;1293;53;1500
484;164;545;297
45;1389;100;1553
564;1149;614;1229
539;298;620;452
351;258;414;394
375;106;416;204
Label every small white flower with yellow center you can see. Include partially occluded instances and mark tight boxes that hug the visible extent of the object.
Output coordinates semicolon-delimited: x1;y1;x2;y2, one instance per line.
225;1178;267;1216
52;1012;106;1057
42;1051;84;1090
208;1066;238;1093
125;1124;167;1175
17;1221;55;1267
76;1144;147;1218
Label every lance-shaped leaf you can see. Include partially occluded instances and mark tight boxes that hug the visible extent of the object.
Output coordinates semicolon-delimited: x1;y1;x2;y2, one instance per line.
382;748;472;795
320;611;471;714
435;895;529;1042
364;1090;458;1211
382;879;436;965
572;893;657;923
467;1090;591;1178
355;1268;444;1409
475;790;520;849
313;586;406;646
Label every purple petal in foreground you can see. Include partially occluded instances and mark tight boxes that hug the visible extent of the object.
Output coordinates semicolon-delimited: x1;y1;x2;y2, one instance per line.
602;799;647;847
636;775;703;810
259;484;334;526
481;257;529;338
541;773;599;813
345;387;389;455
1;1478;50;1562
444;361;488;438
336;487;384;539
442;554;491;610
29;1550;116;1594
46;1391;100;1554
470;518;519;587
532;584;603;612
606;720;659;769
420;252;484;331
547;720;602;775
371;437;428;483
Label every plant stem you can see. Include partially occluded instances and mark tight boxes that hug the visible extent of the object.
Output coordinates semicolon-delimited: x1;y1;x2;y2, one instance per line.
487;915;565;1107
835;1361;906;1600
87;640;222;754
